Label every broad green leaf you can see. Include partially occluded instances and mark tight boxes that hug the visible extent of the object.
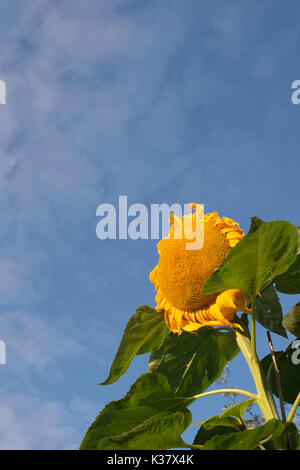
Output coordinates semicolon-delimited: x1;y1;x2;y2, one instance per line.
193;424;237;446
274;255;300;294
282;302;300;337
254;285;287;337
248;216;264;234
261;350;300;404
101;306;169;385
202;220;299;297
98;412;190;450
193;399;255;446
196;415;243;430
148;328;239;397
281;421;300;450
220;398;256;420
193;415;242;446
80;373;192;450
202;419;286;450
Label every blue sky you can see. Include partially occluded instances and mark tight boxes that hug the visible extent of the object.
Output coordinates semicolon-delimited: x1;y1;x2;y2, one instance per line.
0;0;299;449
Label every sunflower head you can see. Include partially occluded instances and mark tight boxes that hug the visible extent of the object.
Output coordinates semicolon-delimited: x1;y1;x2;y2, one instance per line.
149;205;249;334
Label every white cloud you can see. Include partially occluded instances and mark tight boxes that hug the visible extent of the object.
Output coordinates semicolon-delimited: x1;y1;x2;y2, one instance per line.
0;310;80;372
0;308;116;374
0;392;100;449
0;0;189;311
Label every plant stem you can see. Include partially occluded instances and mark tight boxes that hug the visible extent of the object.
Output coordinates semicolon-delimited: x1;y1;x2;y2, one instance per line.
286;392;300;423
185;444;204;449
234;316;279;422
250;294;257;362
266;330;286;422
191;387;257;401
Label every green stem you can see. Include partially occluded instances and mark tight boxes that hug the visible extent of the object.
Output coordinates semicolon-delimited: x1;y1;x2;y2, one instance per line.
191;387;257;401
286;392;300;423
185;444;204;449
234;320;279;422
251;294;257;362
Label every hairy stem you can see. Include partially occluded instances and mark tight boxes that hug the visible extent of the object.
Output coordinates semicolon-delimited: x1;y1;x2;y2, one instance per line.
191;387;257;401
287;392;300;423
250;294;257;362
234;318;279;422
267;330;286;422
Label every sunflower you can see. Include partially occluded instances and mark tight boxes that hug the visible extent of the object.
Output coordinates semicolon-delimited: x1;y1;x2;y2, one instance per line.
149;204;249;334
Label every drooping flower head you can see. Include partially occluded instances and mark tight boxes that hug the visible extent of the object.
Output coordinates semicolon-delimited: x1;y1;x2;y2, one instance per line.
149;204;249;334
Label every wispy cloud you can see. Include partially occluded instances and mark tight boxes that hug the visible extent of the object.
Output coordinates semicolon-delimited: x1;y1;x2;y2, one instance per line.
0;0;299;449
0;392;100;449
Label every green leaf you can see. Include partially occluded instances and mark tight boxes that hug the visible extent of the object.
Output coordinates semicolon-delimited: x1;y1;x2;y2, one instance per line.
274;255;300;294
202;220;299;297
148;328;239;397
282;302;300;337
281;421;300;450
101;306;169;385
80;372;192;450
220;398;256;420
193;425;236;446
193;398;255;446
254;285;287;337
98;412;190;450
197;415;243;430
202;419;286;450
248;216;264;234
193;415;242;446
261;350;300;404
